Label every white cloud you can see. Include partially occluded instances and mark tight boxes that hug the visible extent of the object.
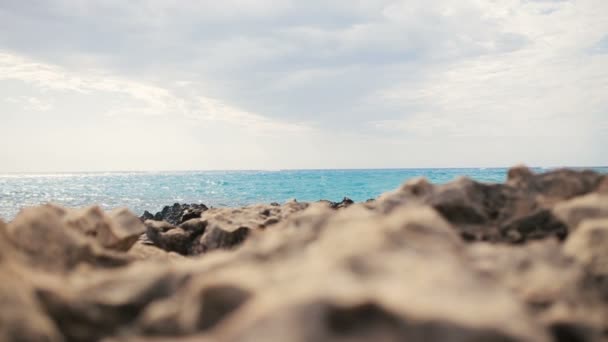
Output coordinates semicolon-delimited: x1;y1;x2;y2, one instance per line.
0;51;310;133
373;0;608;140
4;96;54;111
0;0;606;170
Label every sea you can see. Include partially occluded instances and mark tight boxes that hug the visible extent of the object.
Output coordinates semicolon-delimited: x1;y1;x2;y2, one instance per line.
1;167;607;221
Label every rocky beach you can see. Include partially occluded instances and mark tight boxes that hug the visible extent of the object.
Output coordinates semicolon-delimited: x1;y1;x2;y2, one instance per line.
1;166;608;342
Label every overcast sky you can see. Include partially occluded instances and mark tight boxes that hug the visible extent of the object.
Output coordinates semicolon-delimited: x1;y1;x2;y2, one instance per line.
1;0;607;172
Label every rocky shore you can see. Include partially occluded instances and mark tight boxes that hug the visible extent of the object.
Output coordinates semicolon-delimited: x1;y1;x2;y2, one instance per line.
1;166;607;341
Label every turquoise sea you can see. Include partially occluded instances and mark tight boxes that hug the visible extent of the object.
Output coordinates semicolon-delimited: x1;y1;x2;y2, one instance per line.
1;167;607;221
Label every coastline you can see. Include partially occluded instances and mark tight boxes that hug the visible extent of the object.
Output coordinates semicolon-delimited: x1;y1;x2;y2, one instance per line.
3;166;608;222
1;165;607;341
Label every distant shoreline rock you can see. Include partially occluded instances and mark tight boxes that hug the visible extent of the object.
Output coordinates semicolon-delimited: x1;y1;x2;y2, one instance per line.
1;166;607;341
140;203;209;225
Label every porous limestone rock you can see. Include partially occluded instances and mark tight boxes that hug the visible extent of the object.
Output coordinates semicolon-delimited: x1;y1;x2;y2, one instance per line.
553;193;608;231
3;205;133;272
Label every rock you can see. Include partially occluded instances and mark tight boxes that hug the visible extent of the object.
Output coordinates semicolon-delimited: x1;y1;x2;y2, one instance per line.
0;266;65;342
372;167;606;243
324;197;354;209
137;282;251;336
598;177;608;193
141;202;309;256
0;220;65;342
143;203;209;226
36;263;190;342
63;206;146;251
186;203;310;255
507;166;605;204
564;218;608;280
4;205;132;272
207;204;549;342
500;209;568;243
191;226;250;255
144;219;206;255
553;193;608;231
128;241;186;262
141;211;154;221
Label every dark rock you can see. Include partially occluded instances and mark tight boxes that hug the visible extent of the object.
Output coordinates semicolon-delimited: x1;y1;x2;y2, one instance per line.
318;197;354;209
144;220;206;255
141;211;154;221
142;203;209;226
191;227;250;254
500;209;569;243
330;197;354;209
373;167;606;243
548;322;599;342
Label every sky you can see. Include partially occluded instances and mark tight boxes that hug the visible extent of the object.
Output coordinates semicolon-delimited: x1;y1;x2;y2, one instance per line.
0;0;607;172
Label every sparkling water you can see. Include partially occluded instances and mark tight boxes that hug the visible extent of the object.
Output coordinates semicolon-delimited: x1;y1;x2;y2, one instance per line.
1;167;606;220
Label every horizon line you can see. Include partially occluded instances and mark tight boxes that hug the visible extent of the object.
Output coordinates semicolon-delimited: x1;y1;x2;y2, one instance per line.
2;165;608;175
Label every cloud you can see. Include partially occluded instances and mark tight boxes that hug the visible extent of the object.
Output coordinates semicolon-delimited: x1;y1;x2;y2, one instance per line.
372;0;608;139
0;51;310;133
591;35;608;54
0;0;607;170
4;96;53;111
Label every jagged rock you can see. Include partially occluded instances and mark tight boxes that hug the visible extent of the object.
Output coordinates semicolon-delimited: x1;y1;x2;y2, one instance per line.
0;266;65;342
137;282;251;336
206;205;549;342
500;209;568;243
159;202;310;256
320;197;354;209
564;218;608;276
36;263;190;342
128;241;186;262
141;211;154;221
0;220;65;342
142;203;209;225
144;219;206;255
564;218;608;301
141;201;309;256
318;197;354;209
553;193;608;231
468;239;608;337
598;177;608;193
373;167;606;243
191;226;250;254
63;206;146;251
507;166;605;204
4;205;132;272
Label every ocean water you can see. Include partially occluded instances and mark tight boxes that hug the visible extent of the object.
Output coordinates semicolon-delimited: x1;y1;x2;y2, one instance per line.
1;167;607;221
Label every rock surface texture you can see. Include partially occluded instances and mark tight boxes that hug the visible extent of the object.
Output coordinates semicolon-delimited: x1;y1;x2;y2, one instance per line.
1;166;607;342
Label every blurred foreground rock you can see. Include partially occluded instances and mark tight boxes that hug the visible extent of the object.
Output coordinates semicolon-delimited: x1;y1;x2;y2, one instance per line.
0;166;607;342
